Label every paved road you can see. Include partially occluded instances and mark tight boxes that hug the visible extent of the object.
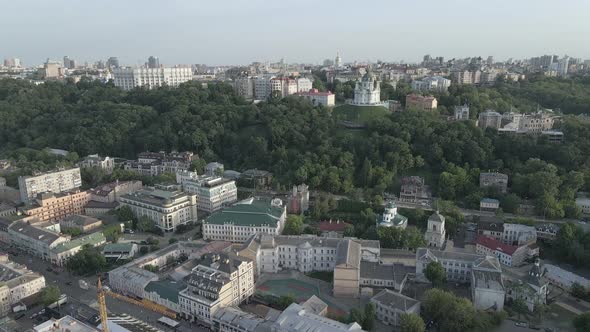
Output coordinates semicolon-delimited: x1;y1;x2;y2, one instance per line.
2;244;209;332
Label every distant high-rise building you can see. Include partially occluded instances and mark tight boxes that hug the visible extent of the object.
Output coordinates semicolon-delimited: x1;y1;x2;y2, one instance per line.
323;59;334;67
3;58;21;68
106;57;119;68
147;56;159;69
63;56;77;69
41;59;64;79
335;52;342;69
487;56;494;65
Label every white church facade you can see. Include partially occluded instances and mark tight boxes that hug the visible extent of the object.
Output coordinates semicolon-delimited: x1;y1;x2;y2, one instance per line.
352;71;383;106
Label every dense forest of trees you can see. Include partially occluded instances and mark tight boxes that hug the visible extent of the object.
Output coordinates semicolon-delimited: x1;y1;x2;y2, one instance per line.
1;77;590;219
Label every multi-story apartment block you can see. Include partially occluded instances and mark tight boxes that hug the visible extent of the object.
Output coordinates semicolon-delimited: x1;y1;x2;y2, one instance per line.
0;254;46;316
479;172;508;193
478;110;502;129
176;172;237;213
399;176;431;204
202;198;286;243
476;235;528;267
21;190;90;223
296;89;336;107
80;154;115;174
233;76;255;100
287;184;309;215
411;76;451;92
120;187;197;232
178;253;254;326
113;67;193;90
370;289;420;327
451;70;481;85
18;167;82;203
254;75;274;100
405;94;437;111
124;151;194;177
270;77;297;98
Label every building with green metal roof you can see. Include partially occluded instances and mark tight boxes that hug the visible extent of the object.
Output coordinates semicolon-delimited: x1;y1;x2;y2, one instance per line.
49;231;106;266
203;198;286;243
143;279;186;313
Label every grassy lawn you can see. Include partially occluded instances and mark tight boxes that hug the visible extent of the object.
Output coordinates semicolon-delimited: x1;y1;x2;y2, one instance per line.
306;271;334;283
332;104;389;123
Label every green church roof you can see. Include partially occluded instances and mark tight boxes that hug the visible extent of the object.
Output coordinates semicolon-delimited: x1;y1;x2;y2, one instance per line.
204;199;284;227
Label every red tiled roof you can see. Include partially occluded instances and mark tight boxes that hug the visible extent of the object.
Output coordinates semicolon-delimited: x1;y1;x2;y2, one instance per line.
318;220;351;232
476;235;518;255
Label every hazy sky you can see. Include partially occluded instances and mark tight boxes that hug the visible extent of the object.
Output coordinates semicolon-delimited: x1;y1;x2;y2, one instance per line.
3;0;590;66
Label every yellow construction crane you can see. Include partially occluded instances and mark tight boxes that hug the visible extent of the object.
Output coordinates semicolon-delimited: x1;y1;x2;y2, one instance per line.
97;278;109;332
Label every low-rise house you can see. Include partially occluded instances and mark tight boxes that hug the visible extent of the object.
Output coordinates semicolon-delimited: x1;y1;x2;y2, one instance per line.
503;223;536;246
405;94;437;111
59;215;102;233
370;289;420;327
84;201;119;216
480;198;500;212
103;243;139;260
479;172;508;193
202;198;286;243
317;219;351;238
296;89;336;107
241;169;272;187
300;295;328;316
88;180;143;203
50;232;106;266
360;262;412;292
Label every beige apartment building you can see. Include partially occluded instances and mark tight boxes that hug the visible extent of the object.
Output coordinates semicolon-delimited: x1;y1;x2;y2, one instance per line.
21;190;90;223
0;254;46;316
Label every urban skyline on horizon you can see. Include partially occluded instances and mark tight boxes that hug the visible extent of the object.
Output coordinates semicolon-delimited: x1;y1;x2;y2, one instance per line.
2;0;590;67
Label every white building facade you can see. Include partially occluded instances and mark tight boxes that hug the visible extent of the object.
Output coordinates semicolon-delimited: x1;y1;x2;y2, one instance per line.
18;167;82;203
113;67;193;90
352;71;381;105
176;172;237;213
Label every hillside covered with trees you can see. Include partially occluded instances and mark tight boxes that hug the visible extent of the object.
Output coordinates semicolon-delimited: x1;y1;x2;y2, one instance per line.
1;77;590;218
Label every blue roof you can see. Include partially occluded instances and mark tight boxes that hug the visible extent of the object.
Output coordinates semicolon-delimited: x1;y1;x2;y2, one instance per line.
481;198;500;204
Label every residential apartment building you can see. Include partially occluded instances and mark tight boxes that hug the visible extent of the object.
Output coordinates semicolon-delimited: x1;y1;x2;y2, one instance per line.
254;75;274;100
296;89;336;107
176;172;237;213
233;76;255;100
270;77;297;98
18;167;82;203
119;187;197;232
370;289;420;327
0;254;46;316
80;154;115;174
405;94;437;111
411;76;451;92
178;253;254;326
479;172;508;193
476;236;528;267
124;151;194;177
113;67;193;90
287;184;309;215
451;70;481;85
399;176;431;204
575;196;590;215
21;190;90;223
202;198;286;243
205;162;224;176
478;110;502;129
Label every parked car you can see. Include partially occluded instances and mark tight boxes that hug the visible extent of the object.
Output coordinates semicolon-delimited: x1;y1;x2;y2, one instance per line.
515;322;528;328
15;313;25;320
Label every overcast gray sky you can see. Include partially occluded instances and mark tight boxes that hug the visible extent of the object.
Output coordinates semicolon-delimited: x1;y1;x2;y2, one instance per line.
2;0;590;66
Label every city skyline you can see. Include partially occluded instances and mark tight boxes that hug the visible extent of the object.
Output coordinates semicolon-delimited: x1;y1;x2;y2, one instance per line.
2;0;590;66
